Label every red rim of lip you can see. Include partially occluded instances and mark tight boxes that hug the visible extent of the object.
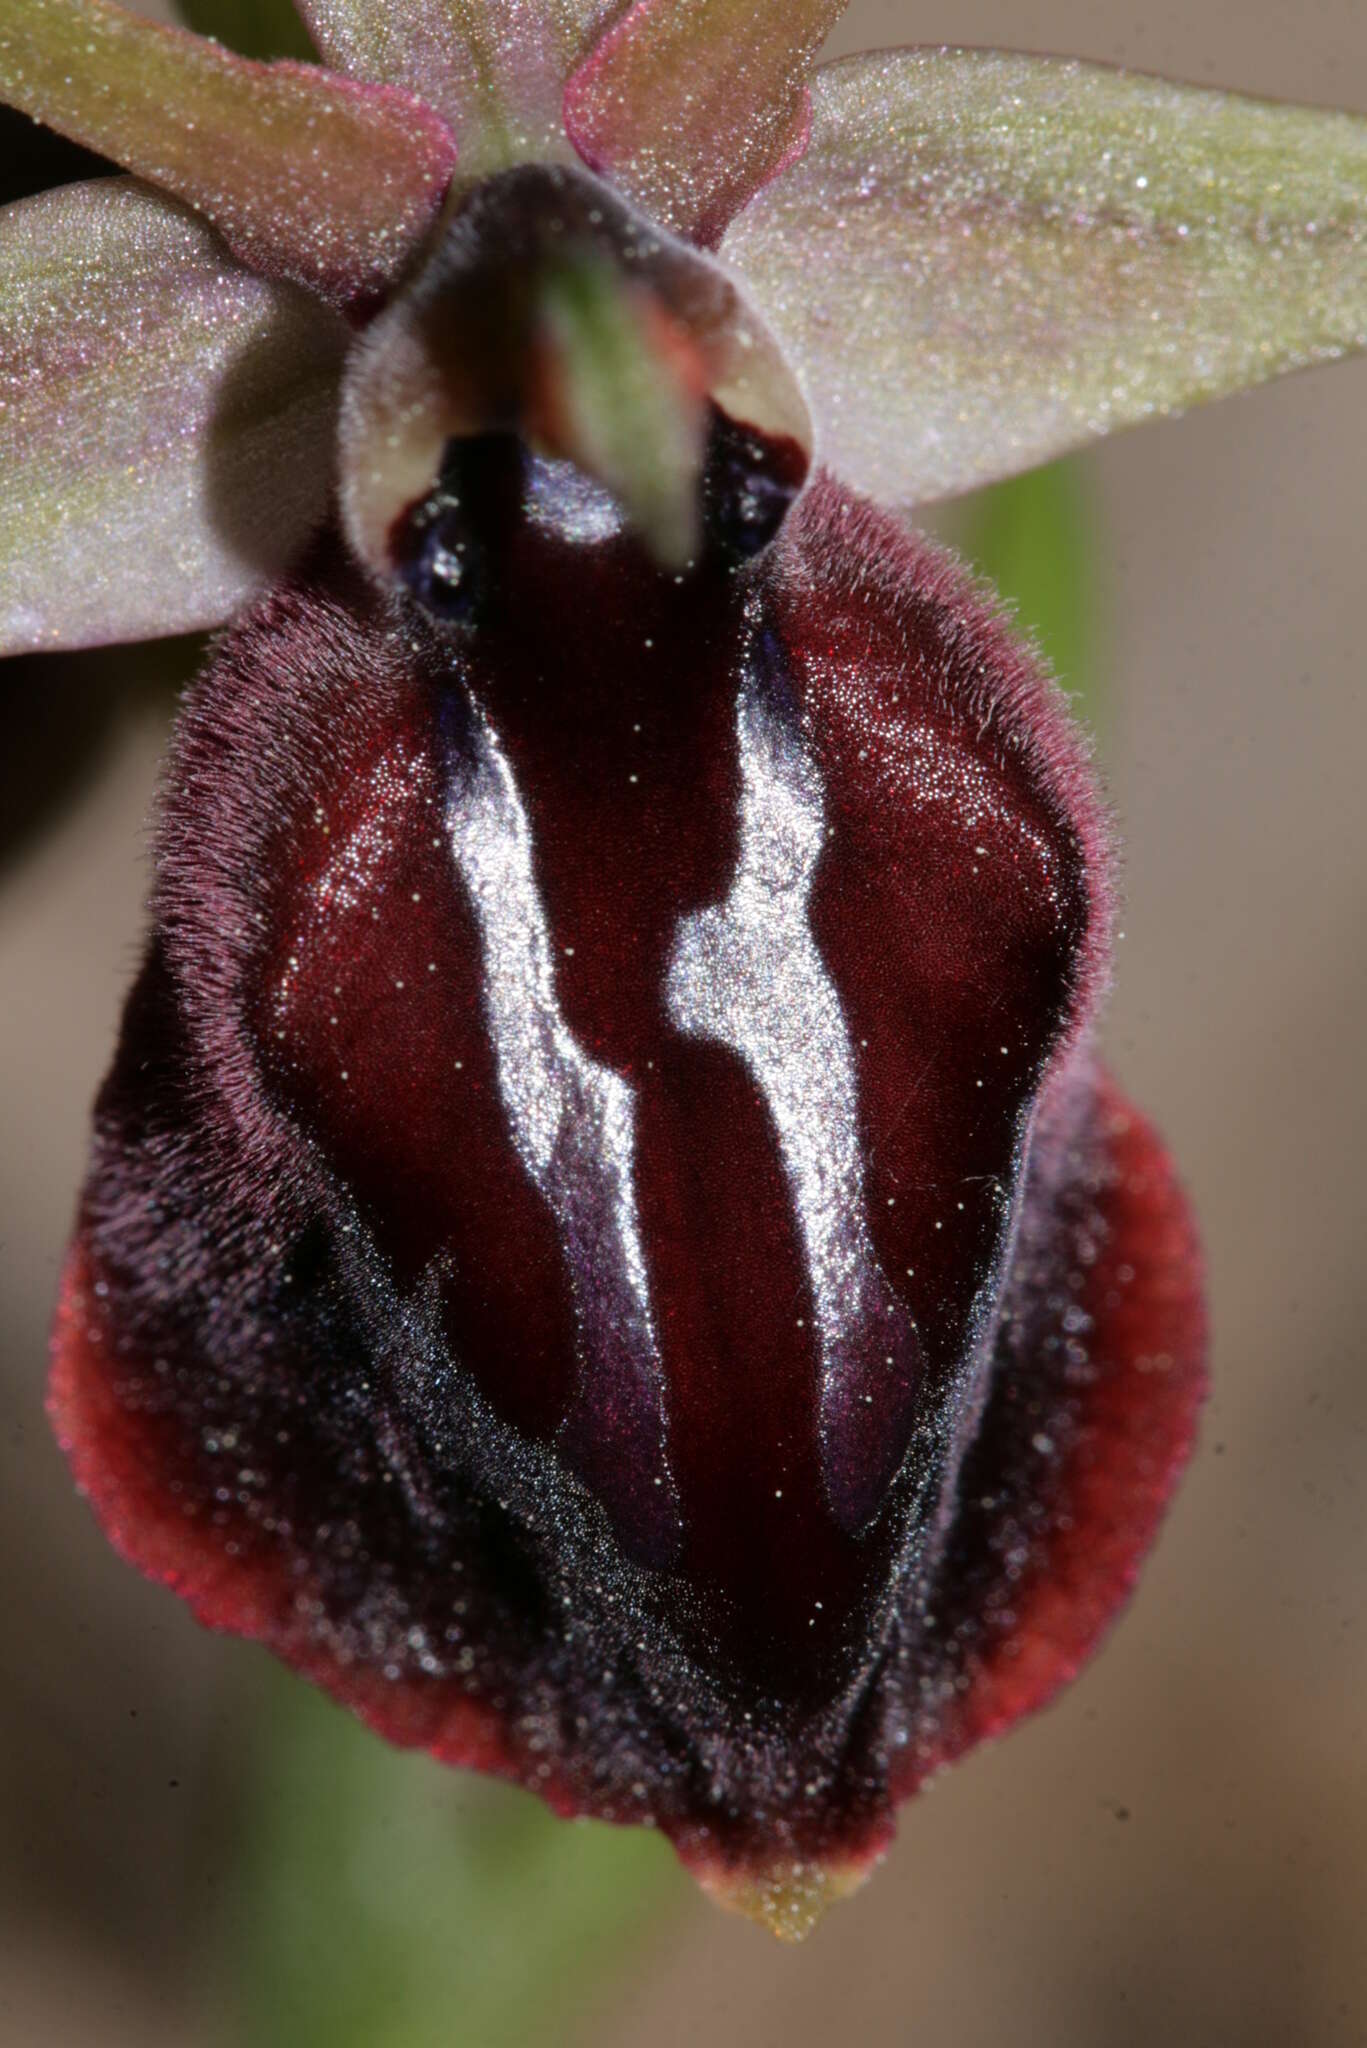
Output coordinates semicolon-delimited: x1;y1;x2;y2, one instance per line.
48;1061;1206;1891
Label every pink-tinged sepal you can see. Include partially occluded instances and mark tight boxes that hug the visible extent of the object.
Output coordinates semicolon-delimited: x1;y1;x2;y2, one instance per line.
0;0;457;311
49;478;1203;1932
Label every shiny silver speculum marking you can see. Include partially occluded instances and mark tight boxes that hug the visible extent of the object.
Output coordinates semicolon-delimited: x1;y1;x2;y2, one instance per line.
665;642;923;1533
444;695;680;1564
445;648;919;1556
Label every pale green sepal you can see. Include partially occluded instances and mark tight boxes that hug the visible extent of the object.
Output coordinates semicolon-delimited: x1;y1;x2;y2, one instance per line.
721;49;1367;506
0;179;347;654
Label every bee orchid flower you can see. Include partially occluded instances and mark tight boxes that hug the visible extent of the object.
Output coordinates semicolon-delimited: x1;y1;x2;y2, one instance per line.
4;0;1365;1939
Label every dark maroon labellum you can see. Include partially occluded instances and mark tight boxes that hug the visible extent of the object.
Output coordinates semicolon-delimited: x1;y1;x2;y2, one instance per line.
50;471;1204;1923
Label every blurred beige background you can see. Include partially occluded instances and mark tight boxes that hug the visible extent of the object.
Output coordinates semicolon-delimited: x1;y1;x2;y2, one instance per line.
2;3;1365;2044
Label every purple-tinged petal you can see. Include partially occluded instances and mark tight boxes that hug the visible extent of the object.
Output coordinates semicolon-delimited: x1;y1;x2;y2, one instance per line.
297;0;621;180
721;49;1367;507
0;179;346;653
564;0;845;246
0;0;456;310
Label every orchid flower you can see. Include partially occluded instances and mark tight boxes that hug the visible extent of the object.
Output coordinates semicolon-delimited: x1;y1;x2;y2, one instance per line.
3;0;1365;1940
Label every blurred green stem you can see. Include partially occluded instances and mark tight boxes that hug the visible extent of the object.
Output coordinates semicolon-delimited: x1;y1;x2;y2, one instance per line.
231;1667;681;2048
176;0;316;60
956;458;1102;731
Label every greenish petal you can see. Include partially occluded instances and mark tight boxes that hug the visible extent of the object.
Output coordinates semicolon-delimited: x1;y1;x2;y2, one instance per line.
0;0;457;308
0;179;346;653
721;49;1367;505
564;0;846;244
